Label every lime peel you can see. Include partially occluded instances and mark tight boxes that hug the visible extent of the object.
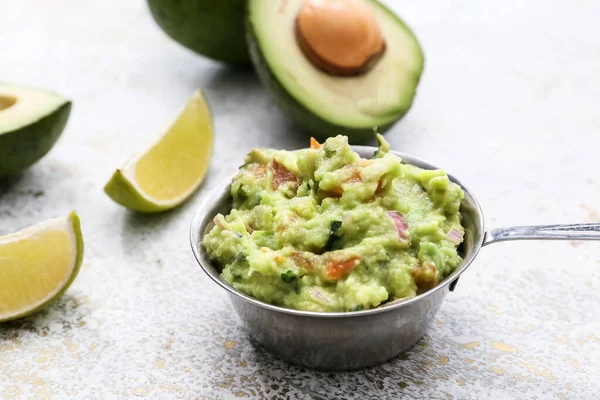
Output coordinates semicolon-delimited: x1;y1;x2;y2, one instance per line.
0;211;84;323
104;90;213;213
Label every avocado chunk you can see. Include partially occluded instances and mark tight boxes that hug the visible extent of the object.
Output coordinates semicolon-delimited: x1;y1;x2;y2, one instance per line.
0;84;71;178
246;0;424;143
147;0;250;65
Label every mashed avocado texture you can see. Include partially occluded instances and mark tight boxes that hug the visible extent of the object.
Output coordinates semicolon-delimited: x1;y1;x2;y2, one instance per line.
202;135;465;312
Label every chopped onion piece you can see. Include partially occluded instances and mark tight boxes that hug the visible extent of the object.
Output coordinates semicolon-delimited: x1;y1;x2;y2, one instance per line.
387;211;408;239
310;289;335;306
447;228;464;244
213;215;226;230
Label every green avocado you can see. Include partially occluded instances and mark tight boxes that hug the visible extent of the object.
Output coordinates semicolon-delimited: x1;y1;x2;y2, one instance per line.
0;84;71;178
246;0;424;143
147;0;250;65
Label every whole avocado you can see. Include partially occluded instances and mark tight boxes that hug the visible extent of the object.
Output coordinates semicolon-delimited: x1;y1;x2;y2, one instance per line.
147;0;250;65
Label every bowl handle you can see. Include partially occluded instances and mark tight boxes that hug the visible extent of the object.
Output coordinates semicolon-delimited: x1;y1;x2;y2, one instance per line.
483;223;600;247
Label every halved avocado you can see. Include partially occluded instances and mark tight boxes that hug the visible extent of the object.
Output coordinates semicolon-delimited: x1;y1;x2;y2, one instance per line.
0;84;71;178
247;0;424;143
147;0;250;65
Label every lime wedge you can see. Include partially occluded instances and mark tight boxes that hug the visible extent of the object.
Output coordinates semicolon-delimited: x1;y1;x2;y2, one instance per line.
104;90;214;212
0;212;84;323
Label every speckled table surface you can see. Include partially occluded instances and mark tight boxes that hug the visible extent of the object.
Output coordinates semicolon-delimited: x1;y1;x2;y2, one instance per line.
1;0;599;399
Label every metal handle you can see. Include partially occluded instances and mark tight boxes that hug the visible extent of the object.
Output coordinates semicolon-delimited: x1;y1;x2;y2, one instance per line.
483;223;600;246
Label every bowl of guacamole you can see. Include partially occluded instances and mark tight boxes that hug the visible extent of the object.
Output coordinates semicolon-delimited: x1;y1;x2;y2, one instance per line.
202;135;465;312
191;135;483;370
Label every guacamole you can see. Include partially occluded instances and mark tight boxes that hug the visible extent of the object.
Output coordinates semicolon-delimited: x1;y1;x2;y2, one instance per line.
202;135;465;312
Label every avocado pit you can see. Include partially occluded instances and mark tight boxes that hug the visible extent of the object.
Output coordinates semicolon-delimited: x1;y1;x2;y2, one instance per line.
295;0;386;76
0;95;17;112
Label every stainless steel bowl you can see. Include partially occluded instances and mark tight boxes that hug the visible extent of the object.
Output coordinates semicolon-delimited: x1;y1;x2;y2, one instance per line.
190;146;600;371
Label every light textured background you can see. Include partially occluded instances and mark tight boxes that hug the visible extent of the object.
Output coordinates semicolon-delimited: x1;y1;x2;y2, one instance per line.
1;0;599;399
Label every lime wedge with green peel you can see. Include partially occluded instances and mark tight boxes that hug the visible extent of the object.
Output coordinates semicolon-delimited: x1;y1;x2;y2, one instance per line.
104;90;214;213
0;212;84;323
0;83;71;178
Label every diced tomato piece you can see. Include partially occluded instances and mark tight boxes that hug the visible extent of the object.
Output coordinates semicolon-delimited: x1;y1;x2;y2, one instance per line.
325;256;361;280
310;137;320;149
270;160;300;191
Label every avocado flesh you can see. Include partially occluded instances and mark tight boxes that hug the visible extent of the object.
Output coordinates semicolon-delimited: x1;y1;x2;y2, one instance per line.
0;84;71;178
247;0;424;142
147;0;250;65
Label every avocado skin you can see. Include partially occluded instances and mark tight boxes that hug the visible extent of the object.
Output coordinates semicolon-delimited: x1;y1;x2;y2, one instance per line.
147;0;250;66
246;0;424;144
0;102;71;178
